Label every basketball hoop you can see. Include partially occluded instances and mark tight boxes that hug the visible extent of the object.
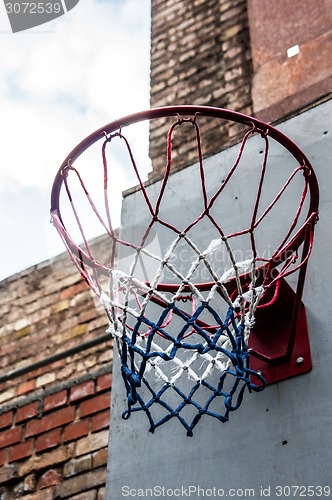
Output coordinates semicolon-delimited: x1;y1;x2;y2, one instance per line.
51;106;319;435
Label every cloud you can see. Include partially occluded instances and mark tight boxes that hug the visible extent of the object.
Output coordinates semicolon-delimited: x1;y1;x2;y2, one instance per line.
0;0;151;280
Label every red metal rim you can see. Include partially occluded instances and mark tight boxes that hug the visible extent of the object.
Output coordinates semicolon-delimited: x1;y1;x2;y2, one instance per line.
50;105;319;282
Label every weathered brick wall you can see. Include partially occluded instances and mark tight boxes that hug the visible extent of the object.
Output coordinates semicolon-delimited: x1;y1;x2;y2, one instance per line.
148;0;332;179
0;235;112;498
248;0;332;121
0;235;111;404
0;372;111;498
149;0;253;177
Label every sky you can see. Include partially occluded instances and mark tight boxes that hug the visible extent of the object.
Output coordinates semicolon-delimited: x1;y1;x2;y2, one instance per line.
0;0;151;281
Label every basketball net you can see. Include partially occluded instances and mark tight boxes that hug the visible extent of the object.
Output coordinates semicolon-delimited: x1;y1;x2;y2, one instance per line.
51;107;318;435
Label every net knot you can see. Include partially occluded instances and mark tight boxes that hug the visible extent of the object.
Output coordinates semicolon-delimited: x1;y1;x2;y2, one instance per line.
252;124;269;138
104;130;122;142
177;294;193;303
61;160;74;177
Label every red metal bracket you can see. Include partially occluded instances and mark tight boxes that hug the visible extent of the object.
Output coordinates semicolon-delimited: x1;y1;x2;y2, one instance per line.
249;278;312;386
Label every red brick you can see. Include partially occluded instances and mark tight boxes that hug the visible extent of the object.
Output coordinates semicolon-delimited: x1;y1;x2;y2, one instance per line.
71;490;97;500
78;308;97;323
16;402;39;423
63;455;91;477
36;429;62;453
37;468;62;490
23;473;36;492
0;412;13;430
8;440;34;463
91;410;110;433
19;446;69;477
96;373;112;392
55;468;106;497
70;380;95;402
98;487;105;500
80;394;110;418
0;341;16;356
0;426;22;450
92;448;108;469
63;420;89;443
44;390;68;412
17;380;36;396
60;282;88;300
26;407;75;438
0;448;7;466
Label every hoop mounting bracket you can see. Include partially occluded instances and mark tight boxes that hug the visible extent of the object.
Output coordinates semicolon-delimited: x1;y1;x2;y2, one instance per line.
249;278;312;385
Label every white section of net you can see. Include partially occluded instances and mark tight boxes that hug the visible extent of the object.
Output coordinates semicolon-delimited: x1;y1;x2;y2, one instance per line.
100;234;265;386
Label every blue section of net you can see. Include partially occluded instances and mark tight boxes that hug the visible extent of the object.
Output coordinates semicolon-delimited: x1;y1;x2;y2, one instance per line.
119;302;266;436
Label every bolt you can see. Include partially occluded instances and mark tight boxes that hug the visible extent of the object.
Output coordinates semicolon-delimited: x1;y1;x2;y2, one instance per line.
296;356;304;365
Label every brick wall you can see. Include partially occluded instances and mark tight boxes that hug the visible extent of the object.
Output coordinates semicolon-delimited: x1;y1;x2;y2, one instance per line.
149;0;253;177
0;235;111;405
0;372;111;498
248;0;332;121
148;0;332;179
0;235;113;498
